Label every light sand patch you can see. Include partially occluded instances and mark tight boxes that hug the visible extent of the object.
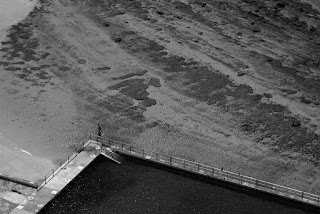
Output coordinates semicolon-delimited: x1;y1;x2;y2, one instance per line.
0;0;38;43
0;143;54;182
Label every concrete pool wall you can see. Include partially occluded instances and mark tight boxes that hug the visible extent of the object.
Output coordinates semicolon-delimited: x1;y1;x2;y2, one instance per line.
38;148;319;214
7;136;320;213
93;135;320;211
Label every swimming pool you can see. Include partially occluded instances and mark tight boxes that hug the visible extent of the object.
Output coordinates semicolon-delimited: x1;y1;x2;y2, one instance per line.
39;154;315;214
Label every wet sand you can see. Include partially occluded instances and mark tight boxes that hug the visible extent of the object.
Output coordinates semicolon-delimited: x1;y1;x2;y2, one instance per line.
0;0;56;182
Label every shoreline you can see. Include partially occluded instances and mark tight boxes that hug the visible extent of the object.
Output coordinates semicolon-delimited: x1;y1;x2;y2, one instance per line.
0;0;38;44
0;0;56;182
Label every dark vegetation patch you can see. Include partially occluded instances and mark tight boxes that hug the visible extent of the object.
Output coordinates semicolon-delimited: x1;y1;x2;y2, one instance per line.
1;22;40;62
148;77;161;87
58;67;71;71
269;57;320;98
109;78;154;102
40;52;50;59
34;70;51;80
96;94;146;123
0;2;56;90
93;66;111;72
112;70;147;80
4;67;22;71
10;61;25;65
109;26;320;161
0;61;10;66
249;51;320;102
30;64;50;71
108;77;158;122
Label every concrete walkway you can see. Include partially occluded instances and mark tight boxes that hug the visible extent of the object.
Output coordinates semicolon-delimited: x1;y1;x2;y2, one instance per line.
9;141;101;214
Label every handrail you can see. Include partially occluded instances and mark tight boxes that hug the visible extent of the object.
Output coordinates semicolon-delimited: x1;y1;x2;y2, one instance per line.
91;134;320;206
36;140;93;191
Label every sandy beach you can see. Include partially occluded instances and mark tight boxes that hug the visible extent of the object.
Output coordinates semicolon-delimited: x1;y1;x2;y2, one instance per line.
0;0;56;182
0;0;320;194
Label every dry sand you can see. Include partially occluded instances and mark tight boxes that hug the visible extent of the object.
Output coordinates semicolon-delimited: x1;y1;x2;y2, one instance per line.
0;0;320;195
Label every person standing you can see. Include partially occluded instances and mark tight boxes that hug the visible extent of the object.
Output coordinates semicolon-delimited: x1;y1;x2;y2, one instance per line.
97;123;102;137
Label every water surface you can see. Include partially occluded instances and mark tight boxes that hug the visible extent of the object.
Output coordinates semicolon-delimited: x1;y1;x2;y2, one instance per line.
39;155;314;214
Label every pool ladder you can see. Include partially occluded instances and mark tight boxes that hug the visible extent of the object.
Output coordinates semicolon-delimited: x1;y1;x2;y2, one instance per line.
101;148;122;164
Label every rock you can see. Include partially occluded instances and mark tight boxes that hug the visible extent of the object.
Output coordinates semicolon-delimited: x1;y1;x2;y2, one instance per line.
157;11;164;15
263;93;272;98
276;3;286;8
309;27;316;32
143;15;151;20
292;120;301;127
114;37;122;43
146;121;159;128
78;59;86;64
300;96;312;104
311;95;317;100
237;71;246;76
252;27;260;33
104;22;110;27
199;32;203;35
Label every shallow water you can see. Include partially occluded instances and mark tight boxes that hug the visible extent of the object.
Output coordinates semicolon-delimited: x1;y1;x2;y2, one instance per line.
39;155;314;214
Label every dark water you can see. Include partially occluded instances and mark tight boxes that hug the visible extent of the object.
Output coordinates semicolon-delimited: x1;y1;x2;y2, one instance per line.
39;155;315;214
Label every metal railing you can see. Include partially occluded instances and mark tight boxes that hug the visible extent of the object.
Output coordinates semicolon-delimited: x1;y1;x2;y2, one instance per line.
36;140;92;191
91;134;320;207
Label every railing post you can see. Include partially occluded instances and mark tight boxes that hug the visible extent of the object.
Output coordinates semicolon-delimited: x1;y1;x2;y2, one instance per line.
68;155;69;163
156;153;158;160
170;157;172;165
302;191;304;199
226;172;228;180
184;160;186;168
83;141;84;150
89;135;91;140
122;144;123;151
198;163;200;172
45;176;46;184
212;168;214;176
52;169;54;177
142;149;144;157
129;146;131;153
